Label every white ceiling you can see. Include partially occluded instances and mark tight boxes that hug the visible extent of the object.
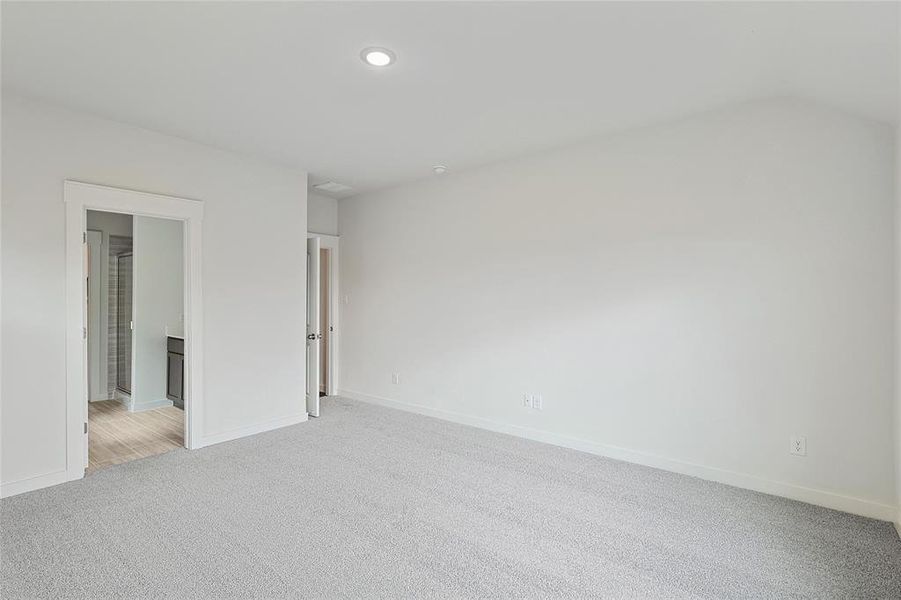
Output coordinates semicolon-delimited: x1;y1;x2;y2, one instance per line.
2;1;898;198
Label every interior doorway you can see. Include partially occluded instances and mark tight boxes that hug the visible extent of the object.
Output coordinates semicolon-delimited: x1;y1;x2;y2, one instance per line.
306;233;339;417
65;181;205;483
84;209;186;473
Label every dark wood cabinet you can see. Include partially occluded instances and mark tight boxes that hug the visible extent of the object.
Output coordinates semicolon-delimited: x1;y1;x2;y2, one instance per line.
167;336;185;409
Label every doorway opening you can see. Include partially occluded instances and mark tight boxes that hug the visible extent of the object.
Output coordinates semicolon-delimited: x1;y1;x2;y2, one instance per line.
306;233;339;417
65;181;204;483
85;209;185;473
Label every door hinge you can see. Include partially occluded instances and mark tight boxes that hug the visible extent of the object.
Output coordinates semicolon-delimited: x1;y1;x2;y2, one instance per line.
83;327;87;339
84;422;88;434
83;232;86;243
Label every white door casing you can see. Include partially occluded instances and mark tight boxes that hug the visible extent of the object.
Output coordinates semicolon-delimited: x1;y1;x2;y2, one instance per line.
308;232;340;396
65;181;204;481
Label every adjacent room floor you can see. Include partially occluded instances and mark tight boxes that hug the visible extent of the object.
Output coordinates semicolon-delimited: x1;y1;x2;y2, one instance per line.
87;400;183;473
2;397;899;599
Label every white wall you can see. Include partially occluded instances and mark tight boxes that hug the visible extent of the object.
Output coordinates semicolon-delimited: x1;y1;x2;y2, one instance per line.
1;95;308;492
896;114;901;532
132;215;183;411
86;210;133;237
895;9;901;534
339;99;897;519
308;192;338;235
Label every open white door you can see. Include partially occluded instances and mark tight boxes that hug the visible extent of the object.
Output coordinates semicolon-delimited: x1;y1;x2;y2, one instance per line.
85;230;103;469
82;233;90;468
86;231;103;402
306;237;321;417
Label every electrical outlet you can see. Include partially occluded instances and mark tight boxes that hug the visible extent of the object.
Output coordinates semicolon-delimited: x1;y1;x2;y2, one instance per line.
391;373;400;385
789;435;807;456
523;393;543;410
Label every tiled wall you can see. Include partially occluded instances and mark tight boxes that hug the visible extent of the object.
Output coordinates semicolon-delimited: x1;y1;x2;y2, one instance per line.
107;235;132;397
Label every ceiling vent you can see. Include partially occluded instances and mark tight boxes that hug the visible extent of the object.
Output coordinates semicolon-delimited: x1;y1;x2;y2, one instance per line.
313;181;353;195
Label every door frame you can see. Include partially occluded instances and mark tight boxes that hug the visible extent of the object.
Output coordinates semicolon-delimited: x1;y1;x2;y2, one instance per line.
307;232;339;396
65;181;204;482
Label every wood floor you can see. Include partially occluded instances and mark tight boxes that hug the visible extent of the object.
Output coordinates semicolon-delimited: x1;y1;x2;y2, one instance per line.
87;400;184;474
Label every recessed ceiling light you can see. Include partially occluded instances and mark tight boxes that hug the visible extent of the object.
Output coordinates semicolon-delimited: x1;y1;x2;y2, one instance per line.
361;47;395;67
432;165;447;175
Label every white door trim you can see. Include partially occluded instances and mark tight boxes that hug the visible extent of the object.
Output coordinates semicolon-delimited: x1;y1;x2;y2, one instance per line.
65;181;204;482
308;233;339;396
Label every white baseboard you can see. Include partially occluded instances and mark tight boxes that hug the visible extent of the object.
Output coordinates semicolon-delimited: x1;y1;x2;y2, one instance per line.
129;399;174;412
199;412;308;448
115;389;131;408
339;388;899;522
895;512;901;540
0;469;70;499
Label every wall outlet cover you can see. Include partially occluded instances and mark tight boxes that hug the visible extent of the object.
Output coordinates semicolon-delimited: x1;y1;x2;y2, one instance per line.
790;435;807;456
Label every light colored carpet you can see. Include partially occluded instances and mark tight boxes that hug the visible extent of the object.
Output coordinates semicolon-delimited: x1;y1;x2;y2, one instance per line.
2;396;900;599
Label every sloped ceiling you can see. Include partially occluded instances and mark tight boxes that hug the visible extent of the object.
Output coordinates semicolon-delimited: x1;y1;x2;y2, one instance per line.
2;1;898;197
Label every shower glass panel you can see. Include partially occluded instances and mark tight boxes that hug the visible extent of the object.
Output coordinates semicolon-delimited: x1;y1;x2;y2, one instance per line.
116;253;133;394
